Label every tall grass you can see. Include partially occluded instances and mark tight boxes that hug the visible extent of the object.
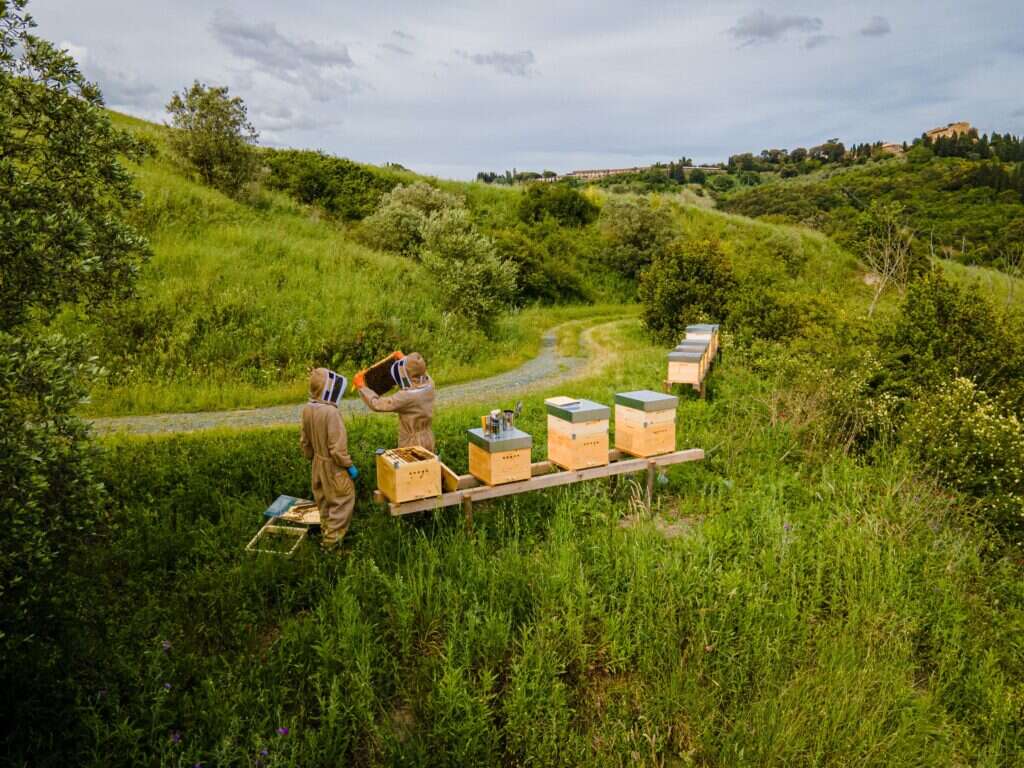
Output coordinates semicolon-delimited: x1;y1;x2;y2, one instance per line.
16;322;1016;766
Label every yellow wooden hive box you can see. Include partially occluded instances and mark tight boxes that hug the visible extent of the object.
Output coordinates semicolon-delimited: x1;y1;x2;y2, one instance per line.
375;446;442;503
545;396;610;470
614;390;679;457
467;427;533;486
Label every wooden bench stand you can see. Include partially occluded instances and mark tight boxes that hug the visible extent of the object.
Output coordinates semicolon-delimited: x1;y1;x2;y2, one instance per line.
373;448;704;530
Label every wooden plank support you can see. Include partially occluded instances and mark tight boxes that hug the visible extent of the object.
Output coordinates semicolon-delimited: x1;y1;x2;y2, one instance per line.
379;448;704;517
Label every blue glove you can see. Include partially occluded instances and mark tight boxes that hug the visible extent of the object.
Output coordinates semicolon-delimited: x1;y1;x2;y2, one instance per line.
347;465;359;480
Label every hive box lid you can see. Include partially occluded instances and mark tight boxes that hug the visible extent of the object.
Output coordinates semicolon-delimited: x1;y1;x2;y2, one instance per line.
668;349;703;362
675;340;709;351
467;427;533;453
544;397;610;423
686;323;720;333
615;390;679;412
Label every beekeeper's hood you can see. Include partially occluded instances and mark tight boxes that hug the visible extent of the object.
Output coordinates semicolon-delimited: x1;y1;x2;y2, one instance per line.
389;351;428;390
309;367;347;405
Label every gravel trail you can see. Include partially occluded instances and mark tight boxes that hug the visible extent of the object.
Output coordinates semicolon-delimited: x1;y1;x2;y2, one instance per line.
90;329;593;436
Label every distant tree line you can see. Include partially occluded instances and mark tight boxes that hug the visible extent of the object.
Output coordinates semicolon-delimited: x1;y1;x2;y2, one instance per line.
917;129;1024;162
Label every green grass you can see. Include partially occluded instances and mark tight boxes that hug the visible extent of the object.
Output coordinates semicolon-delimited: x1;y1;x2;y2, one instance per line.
39;319;1023;767
65;114;635;417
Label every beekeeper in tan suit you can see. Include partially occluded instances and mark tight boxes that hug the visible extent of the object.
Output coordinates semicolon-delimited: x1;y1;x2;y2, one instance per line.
358;352;436;452
301;368;358;550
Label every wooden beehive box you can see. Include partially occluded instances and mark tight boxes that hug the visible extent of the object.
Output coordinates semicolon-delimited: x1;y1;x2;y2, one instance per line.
674;339;710;378
545;396;610;470
375;446;441;503
667;348;705;386
467;427;533;486
685;324;719;358
614;390;678;457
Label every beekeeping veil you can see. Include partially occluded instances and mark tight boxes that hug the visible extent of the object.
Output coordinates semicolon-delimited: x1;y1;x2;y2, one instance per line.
390;352;427;390
309;367;348;406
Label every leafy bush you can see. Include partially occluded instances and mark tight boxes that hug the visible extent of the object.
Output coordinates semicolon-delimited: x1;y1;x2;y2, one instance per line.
517;184;598;227
728;280;820;344
492;225;590;304
883;270;1024;409
638;237;735;342
166;81;258;196
905;377;1024;541
263;148;403;220
420;209;517;329
598;198;674;279
357;182;463;256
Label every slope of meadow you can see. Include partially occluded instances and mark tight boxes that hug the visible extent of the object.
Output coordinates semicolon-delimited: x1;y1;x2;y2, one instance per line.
18;169;1023;765
67;113;624;417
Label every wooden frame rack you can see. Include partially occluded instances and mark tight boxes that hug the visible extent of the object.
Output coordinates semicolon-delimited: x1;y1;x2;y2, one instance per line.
373;447;704;529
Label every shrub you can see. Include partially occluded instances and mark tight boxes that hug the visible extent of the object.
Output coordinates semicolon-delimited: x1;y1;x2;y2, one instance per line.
357;182;463;256
598;198;674;279
517;184;599;227
884;270;1024;409
166;81;258;196
728;280;819;344
905;377;1024;541
638;237;735;342
492;225;589;304
420;209;517;329
263;149;403;220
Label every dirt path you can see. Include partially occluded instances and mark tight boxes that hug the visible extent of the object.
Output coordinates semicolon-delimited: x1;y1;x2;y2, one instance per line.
90;321;628;435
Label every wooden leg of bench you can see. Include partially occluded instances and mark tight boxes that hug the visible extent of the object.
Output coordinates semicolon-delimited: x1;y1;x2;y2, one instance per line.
462;495;474;534
645;461;656;514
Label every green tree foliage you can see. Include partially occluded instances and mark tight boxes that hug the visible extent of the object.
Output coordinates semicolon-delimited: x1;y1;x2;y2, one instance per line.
165;81;258;195
638;237;735;342
720;155;1024;270
263;148;404;220
0;0;147;738
357;181;463;255
1;2;149;330
883;270;1024;409
420;209;517;330
516;183;598;227
904;377;1024;542
492;224;589;304
598;198;673;279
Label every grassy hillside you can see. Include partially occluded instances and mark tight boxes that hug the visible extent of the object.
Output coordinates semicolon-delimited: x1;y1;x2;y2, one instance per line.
718;156;1024;268
16;112;1024;765
22;318;1022;766
64;114;628;417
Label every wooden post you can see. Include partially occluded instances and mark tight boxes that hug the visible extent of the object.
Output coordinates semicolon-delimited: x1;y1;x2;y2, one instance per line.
645;460;656;513
462;495;474;534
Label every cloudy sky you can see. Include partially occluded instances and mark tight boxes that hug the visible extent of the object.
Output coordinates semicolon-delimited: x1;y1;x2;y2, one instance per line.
31;0;1024;179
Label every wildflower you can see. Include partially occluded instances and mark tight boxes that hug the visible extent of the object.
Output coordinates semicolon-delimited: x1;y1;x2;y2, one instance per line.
260;748;269;756
783;521;792;532
277;726;290;736
161;640;172;653
170;730;182;744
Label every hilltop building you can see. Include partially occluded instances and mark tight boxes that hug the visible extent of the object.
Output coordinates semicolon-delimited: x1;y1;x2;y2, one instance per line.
925;121;973;141
879;142;905;156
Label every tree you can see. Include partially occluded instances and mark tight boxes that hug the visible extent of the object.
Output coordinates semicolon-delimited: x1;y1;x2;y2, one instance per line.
857;201;916;316
357;181;463;256
419;208;517;330
166;80;258;195
638;237;735;342
517;183;598;227
1;2;149;331
1;0;148;743
598;198;674;279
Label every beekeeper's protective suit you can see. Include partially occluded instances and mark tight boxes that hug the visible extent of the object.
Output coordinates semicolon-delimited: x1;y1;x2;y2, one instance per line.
358;352;436;452
300;368;357;548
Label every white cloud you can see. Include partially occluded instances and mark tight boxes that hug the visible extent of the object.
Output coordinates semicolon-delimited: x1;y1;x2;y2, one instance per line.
210;10;357;101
